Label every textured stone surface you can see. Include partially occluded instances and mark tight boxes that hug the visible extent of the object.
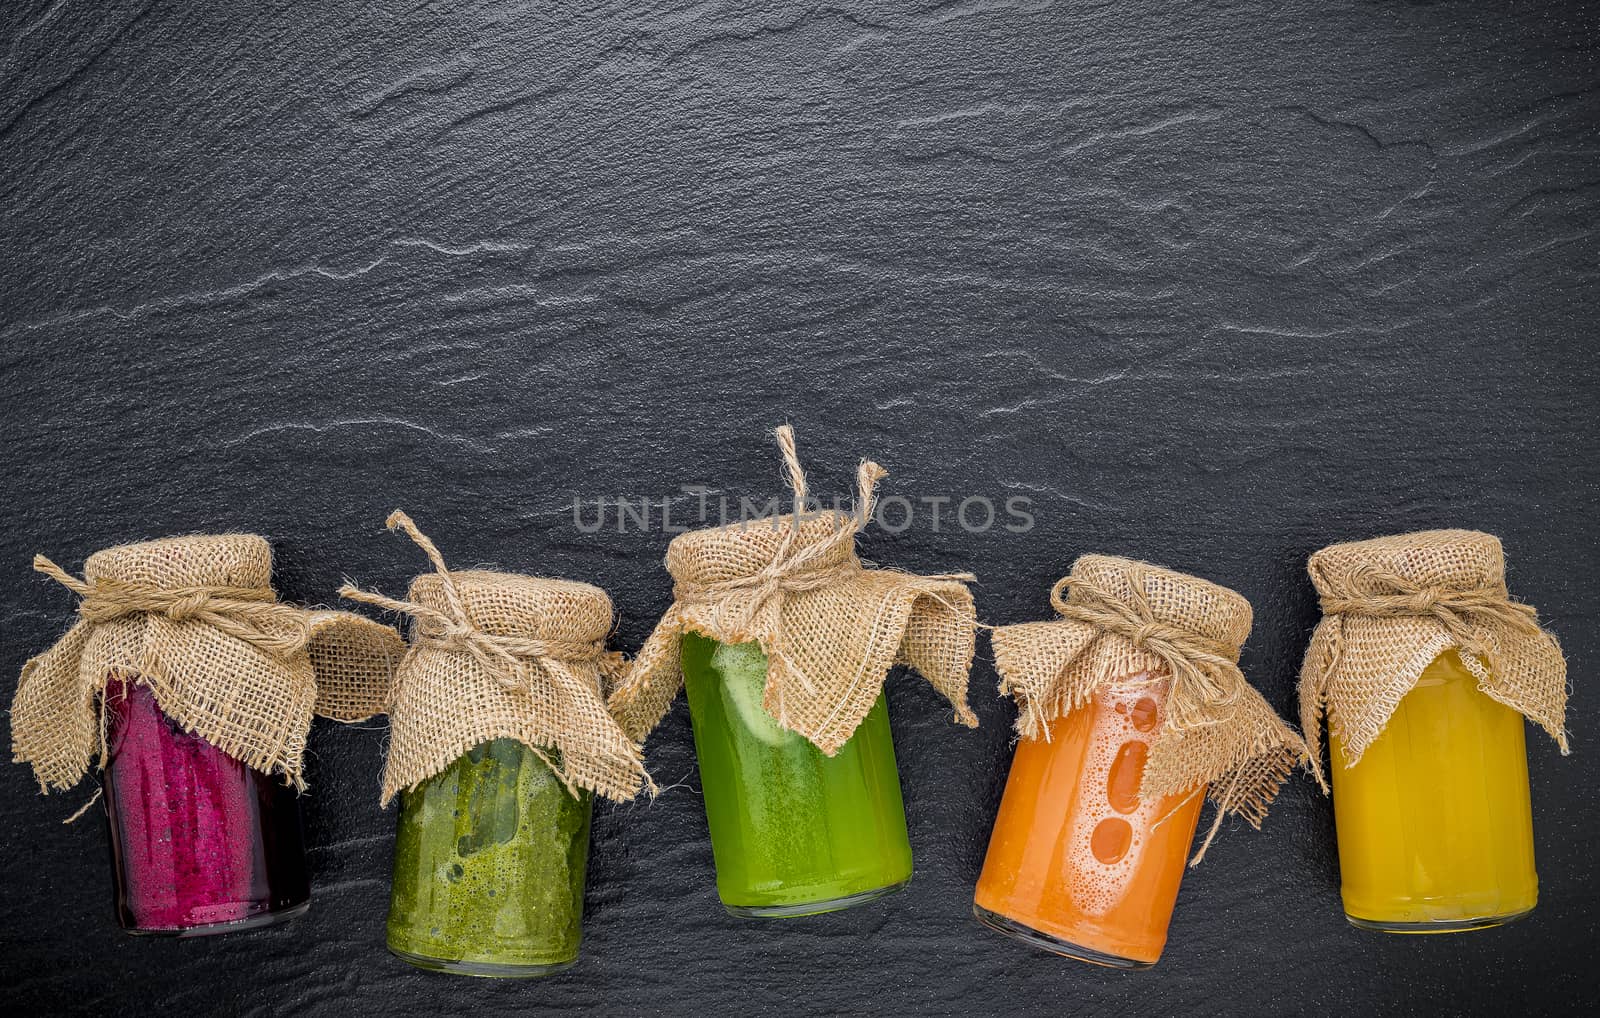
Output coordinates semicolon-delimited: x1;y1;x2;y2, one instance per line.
2;1;1597;1014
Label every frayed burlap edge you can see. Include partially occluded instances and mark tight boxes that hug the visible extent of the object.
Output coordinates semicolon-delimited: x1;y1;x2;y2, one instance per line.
1298;529;1569;790
341;512;652;805
613;572;979;753
991;556;1306;863
13;538;404;793
607;426;979;754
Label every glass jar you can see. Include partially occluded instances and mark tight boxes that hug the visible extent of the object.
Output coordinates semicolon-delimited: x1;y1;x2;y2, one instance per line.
1330;649;1537;932
680;632;913;916
102;677;311;935
974;672;1204;968
387;738;593;976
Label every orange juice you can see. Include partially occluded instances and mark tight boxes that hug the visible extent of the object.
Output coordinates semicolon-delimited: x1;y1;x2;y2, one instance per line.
974;673;1204;968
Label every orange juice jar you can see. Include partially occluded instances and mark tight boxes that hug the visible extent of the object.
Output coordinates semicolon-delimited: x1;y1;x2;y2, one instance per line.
975;672;1204;966
983;556;1306;968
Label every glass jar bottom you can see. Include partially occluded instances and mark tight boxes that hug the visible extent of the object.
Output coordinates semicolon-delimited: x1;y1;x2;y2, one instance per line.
724;878;910;919
1345;906;1535;935
123;899;310;938
389;947;577;979
973;904;1154;970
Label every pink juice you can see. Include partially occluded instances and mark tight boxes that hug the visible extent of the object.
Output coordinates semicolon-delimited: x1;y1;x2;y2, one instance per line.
101;678;311;935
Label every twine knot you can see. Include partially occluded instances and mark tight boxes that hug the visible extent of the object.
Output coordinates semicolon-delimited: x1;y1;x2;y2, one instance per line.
671;425;883;650
607;425;980;761
1299;532;1570;793
338;512;610;700
1050;567;1243;683
1033;559;1290;865
1313;566;1544;686
341;510;652;802
165;591;210;621
33;555;307;660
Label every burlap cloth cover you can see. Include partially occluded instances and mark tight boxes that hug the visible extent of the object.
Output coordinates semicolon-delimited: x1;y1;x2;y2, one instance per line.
340;512;650;804
13;534;405;793
991;555;1306;861
1299;529;1568;788
608;426;979;754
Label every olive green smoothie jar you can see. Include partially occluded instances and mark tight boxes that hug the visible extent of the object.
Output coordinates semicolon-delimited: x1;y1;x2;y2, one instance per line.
341;511;651;977
387;739;593;974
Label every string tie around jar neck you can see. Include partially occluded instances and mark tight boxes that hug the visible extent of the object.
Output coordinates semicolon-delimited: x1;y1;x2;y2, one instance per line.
1049;566;1243;710
674;426;874;595
1297;532;1569;791
1316;564;1543;652
1047;562;1264;864
32;555;309;659
1305;564;1548;773
339;511;619;706
670;426;975;688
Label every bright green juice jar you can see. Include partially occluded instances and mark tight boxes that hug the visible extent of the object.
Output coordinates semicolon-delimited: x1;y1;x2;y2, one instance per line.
680;632;913;917
386;738;592;976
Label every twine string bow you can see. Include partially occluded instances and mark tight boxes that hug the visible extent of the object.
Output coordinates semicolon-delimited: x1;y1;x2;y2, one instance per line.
1050;563;1243;732
1314;563;1543;681
338;511;623;797
672;426;880;634
672;425;974;700
339;512;613;690
1048;563;1264;866
31;554;309;658
1303;561;1559;786
25;547;318;815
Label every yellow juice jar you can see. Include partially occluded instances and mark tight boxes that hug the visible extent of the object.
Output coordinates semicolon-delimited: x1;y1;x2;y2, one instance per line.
1328;649;1537;930
1300;530;1568;934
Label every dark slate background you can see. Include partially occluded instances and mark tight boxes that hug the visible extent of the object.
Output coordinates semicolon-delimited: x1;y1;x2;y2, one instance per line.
2;1;1597;1015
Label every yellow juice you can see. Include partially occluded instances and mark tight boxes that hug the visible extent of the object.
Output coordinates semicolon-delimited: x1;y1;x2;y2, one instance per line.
1329;649;1537;932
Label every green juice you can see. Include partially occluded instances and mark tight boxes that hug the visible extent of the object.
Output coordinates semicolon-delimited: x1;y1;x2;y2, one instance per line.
680;632;913;916
386;739;592;976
